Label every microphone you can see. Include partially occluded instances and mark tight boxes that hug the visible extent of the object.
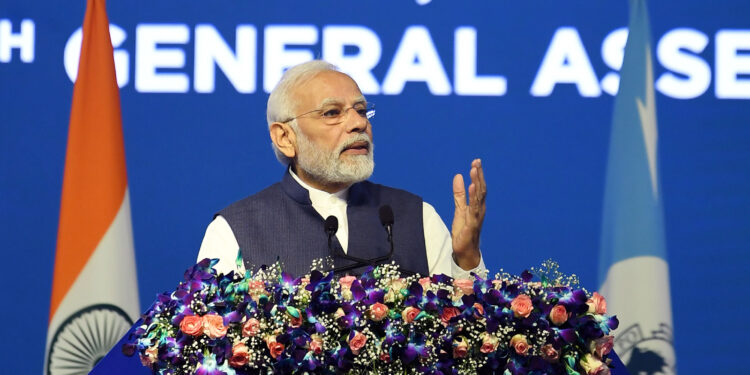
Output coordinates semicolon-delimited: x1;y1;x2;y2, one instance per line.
379;205;394;243
326;205;414;276
378;205;415;276
378;205;395;261
325;216;375;272
324;215;338;253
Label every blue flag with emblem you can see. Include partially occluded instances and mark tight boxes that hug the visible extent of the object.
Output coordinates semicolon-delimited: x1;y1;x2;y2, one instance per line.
598;0;676;374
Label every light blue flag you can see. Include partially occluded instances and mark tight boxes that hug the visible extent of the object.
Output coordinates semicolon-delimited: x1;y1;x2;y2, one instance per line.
599;0;676;374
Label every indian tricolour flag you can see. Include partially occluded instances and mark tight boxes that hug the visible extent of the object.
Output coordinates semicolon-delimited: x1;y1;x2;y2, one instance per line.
599;1;676;374
44;0;140;374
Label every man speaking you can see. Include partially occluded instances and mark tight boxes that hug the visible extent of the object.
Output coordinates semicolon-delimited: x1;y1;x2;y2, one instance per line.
198;60;487;279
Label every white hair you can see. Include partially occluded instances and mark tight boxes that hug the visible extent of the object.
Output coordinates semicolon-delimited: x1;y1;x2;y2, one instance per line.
267;60;340;165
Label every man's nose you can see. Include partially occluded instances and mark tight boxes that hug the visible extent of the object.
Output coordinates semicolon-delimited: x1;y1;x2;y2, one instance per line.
343;108;368;133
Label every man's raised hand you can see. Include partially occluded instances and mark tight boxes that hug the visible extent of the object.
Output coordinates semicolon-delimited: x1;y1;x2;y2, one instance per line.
451;159;486;270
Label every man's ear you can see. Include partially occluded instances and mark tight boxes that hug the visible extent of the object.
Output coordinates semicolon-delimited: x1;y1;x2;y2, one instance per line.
269;122;297;159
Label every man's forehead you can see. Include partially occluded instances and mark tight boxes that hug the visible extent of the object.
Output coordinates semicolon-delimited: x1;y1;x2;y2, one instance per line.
293;71;364;107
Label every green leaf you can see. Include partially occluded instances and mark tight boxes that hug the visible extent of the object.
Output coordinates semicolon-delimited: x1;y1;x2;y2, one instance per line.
287;306;300;318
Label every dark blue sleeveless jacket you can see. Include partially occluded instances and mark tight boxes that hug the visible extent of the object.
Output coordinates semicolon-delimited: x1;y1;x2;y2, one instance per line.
217;171;429;277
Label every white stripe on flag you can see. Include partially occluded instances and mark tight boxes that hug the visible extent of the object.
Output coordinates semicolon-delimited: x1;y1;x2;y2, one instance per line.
44;191;139;374
600;255;675;374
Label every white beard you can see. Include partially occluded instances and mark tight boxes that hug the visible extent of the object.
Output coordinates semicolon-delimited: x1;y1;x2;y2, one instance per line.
295;132;375;185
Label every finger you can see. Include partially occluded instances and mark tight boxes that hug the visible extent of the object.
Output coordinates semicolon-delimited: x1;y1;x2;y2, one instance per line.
469;159;486;201
453;174;467;210
467;182;480;216
474;159;486;197
465;185;486;245
469;167;482;208
452;174;467;238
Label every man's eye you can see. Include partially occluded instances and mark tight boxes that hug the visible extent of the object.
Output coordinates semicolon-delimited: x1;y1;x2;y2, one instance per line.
321;109;341;118
355;108;368;117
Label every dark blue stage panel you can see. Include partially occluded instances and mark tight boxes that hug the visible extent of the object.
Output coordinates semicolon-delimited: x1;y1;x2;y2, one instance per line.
1;1;748;374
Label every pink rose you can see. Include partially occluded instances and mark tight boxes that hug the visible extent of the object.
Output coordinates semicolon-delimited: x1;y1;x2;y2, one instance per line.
510;334;529;356
339;275;356;290
441;307;461;325
402;306;421;323
454;279;474;295
299;277;310;288
369;302;389;322
242;318;260;337
580;353;611;375
138;355;150;367
473;302;485;318
541;344;559;362
587;292;607;314
452;337;469;358
228;342;250;367
510;294;533;318
202;314;227;339
590;335;614;358
266;337;285;358
349;331;368;355
269;341;285;358
139;346;158;367
248;280;267;301
389;278;406;292
480;333;499;354
248;280;265;291
380;351;391;362
179;315;204;336
290;315;302;328
418;277;432;291
549;304;568;326
288;310;303;328
310;335;324;355
480;341;497;354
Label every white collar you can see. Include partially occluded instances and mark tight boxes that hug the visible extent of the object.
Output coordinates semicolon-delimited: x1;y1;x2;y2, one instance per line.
289;168;349;205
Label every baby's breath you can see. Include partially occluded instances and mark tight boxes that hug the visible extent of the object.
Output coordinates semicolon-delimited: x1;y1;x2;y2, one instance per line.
129;258;617;375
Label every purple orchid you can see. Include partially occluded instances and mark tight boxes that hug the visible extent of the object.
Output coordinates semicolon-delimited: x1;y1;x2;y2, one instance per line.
126;259;618;374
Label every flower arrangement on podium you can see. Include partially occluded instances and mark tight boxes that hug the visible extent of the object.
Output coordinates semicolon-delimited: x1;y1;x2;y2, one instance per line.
124;258;618;374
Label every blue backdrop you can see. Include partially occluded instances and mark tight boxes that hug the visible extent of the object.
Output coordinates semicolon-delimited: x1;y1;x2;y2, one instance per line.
1;1;748;373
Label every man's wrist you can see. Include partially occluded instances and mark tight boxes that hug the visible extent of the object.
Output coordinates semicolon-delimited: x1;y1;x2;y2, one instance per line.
452;249;481;271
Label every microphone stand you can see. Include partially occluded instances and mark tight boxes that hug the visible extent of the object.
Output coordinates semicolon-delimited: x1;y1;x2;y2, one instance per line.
325;216;379;273
332;227;417;276
326;207;417;276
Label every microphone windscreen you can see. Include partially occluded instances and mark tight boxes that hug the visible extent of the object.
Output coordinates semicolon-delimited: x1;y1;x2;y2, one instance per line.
379;205;394;226
325;215;339;234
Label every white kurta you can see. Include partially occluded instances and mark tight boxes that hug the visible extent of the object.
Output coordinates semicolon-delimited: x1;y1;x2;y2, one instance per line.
198;170;486;279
